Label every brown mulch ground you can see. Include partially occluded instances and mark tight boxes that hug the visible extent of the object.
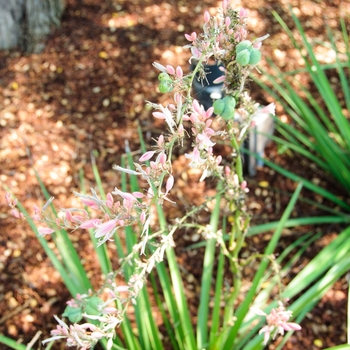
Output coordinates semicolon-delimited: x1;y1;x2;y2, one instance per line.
0;0;349;349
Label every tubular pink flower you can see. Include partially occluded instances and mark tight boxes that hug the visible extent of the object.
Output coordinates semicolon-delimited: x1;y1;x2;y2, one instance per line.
80;218;102;229
139;151;155;162
95;219;117;239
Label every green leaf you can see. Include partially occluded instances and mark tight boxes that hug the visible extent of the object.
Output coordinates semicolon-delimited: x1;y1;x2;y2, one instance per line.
63;305;83;323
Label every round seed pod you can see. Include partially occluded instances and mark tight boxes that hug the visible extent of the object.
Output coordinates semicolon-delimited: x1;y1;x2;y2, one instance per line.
248;48;262;65
159;80;174;93
236;49;251;66
158;72;172;82
213;96;236;121
213;98;226;115
236;40;252;54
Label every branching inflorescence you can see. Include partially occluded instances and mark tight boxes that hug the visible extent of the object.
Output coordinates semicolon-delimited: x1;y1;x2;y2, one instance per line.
6;1;301;349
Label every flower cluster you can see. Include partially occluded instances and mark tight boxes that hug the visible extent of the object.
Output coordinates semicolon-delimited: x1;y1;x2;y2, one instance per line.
5;1;300;348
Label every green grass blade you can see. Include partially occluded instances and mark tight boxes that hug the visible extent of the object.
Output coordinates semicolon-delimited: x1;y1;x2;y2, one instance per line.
0;335;31;350
197;189;222;349
209;220;226;346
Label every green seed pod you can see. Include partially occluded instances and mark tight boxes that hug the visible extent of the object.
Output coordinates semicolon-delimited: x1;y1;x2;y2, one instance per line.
236;40;252;54
221;96;236;121
213;98;226;116
236;49;251;66
85;296;103;316
248;48;262;65
62;305;83;323
213;96;236;121
158;72;172;82
159;81;174;93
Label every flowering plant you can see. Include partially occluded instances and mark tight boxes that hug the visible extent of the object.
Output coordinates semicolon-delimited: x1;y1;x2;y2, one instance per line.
4;2;310;349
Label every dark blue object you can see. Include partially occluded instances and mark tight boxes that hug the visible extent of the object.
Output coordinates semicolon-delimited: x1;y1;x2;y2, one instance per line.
191;63;225;110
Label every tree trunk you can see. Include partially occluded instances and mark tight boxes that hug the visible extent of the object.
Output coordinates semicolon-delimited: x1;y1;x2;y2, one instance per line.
0;0;65;53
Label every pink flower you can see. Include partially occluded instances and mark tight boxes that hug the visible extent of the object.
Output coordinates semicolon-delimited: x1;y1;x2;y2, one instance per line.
94;219;117;243
185;32;197;42
253;302;301;345
185;147;206;168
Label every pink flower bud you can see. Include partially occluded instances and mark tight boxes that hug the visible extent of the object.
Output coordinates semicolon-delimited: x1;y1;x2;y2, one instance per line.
204;11;210;23
225;166;231;176
157;134;164;147
225;17;231;27
152;112;166;119
166;65;175;75
81;198;99;210
158;152;167;165
168;103;176;111
222;0;228;12
213;75;226;84
38;227;55;236
240;180;247;189
239;8;248;18
216;155;222;164
166;175;174;194
11;208;22;219
139;151;155;162
176;66;183;79
174;92;182;104
132;191;144;198
5;193;11;205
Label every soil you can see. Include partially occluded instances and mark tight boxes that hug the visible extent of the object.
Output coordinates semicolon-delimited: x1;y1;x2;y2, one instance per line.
0;0;349;349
